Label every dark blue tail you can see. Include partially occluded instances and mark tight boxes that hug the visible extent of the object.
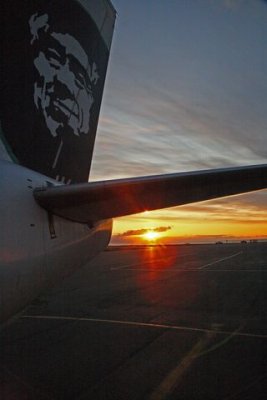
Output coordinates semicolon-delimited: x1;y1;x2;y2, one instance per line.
0;0;116;183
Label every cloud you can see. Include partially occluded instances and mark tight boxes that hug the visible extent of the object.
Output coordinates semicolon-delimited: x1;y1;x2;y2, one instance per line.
91;0;267;184
222;0;243;9
91;0;267;251
115;191;267;224
91;73;267;181
222;0;267;10
118;226;172;237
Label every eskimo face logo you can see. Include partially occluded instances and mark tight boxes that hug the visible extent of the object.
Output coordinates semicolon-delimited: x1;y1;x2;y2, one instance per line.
29;13;99;138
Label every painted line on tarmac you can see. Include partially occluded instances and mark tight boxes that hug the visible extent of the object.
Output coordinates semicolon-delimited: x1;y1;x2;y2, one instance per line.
110;256;172;271
110;262;140;270
111;252;244;272
149;331;216;400
198;251;243;270
21;315;267;339
116;268;264;272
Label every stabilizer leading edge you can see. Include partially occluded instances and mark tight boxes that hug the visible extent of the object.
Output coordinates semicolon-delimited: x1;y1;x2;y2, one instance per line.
34;164;267;223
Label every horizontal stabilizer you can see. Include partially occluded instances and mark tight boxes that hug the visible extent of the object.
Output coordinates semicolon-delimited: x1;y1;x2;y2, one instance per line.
34;164;267;223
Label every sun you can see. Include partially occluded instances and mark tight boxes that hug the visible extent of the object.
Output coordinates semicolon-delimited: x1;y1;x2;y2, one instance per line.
142;230;160;242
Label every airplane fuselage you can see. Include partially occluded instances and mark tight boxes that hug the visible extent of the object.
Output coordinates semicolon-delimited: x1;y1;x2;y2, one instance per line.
0;160;112;323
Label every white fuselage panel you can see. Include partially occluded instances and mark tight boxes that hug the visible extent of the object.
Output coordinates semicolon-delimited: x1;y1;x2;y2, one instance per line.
0;160;112;322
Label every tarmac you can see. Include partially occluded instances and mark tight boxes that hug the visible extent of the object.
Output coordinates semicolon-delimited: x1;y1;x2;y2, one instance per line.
0;243;266;399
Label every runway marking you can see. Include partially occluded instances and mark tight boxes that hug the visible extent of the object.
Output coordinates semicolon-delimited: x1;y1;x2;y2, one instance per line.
21;315;267;339
110;262;144;270
111;252;245;272
116;268;264;272
198;251;243;270
149;322;248;400
110;256;170;270
149;331;216;400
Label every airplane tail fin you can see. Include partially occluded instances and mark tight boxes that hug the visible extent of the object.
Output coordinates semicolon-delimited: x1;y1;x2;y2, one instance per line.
0;0;116;183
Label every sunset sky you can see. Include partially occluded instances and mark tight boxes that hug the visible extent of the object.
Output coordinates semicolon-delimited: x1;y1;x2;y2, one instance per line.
90;0;267;245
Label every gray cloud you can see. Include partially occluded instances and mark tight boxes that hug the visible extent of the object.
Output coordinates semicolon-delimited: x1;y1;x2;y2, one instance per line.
91;72;267;181
91;0;267;183
117;226;172;237
150;193;267;223
91;0;267;236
